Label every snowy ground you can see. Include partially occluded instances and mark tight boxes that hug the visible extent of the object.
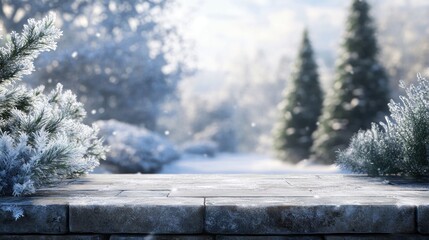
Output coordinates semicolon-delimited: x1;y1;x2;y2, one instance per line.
161;153;342;174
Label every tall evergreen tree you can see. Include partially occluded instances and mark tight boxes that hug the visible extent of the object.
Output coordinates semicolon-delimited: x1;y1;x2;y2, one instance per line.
311;0;390;164
274;30;323;163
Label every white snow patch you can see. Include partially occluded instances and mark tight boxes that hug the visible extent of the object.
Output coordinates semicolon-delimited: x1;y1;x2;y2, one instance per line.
161;153;341;174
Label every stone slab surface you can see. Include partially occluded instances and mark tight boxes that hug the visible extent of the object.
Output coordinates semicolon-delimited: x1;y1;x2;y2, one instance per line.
205;197;415;234
169;188;315;197
116;190;169;197
325;234;429;240
69;197;204;233
1;174;428;235
110;235;214;240
216;236;322;240
0;235;104;240
418;205;429;234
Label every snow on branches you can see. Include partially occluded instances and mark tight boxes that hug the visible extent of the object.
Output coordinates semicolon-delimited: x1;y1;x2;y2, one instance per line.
0;13;106;197
0;13;61;85
338;76;429;177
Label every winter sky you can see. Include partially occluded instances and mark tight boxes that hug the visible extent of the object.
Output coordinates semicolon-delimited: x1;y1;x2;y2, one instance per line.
179;0;349;73
178;0;429;79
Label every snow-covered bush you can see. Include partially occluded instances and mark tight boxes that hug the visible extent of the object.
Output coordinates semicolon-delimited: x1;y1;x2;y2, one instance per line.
181;140;218;157
338;77;429;177
95;120;180;173
0;13;106;197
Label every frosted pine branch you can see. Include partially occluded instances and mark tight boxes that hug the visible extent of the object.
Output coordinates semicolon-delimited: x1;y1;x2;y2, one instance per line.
0;12;61;85
0;14;105;198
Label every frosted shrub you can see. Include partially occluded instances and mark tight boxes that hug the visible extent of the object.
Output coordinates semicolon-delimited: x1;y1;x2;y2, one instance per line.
0;13;105;197
95;120;179;173
338;77;429;177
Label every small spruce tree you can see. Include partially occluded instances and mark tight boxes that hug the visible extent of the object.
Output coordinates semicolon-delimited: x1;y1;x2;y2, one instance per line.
274;30;323;163
338;76;429;177
0;13;106;197
311;0;390;164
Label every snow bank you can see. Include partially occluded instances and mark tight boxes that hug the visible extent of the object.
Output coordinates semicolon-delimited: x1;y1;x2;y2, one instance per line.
94;120;180;173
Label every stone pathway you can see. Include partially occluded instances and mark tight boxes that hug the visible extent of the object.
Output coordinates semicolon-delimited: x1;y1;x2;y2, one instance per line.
1;174;429;239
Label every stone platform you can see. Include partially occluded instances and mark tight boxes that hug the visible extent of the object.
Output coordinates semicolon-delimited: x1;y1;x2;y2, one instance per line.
1;174;429;239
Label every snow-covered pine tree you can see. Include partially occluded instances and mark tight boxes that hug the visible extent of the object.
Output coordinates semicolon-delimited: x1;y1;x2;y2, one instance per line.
337;76;429;177
273;30;323;163
311;0;390;164
0;13;106;197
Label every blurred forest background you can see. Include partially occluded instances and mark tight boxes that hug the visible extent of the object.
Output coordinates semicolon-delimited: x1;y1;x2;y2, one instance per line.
1;0;428;173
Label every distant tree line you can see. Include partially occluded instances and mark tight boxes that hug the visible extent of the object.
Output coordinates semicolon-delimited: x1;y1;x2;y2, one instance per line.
274;0;390;164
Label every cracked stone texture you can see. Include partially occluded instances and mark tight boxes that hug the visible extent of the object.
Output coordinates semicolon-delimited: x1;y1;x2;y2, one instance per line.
69;197;204;233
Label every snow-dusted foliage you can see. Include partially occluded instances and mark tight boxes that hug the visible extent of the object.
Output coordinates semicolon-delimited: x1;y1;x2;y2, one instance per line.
273;30;323;163
181;140;218;157
0;13;60;85
95;120;180;173
1;205;24;220
0;14;105;197
312;0;390;164
338;77;429;177
0;0;191;131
